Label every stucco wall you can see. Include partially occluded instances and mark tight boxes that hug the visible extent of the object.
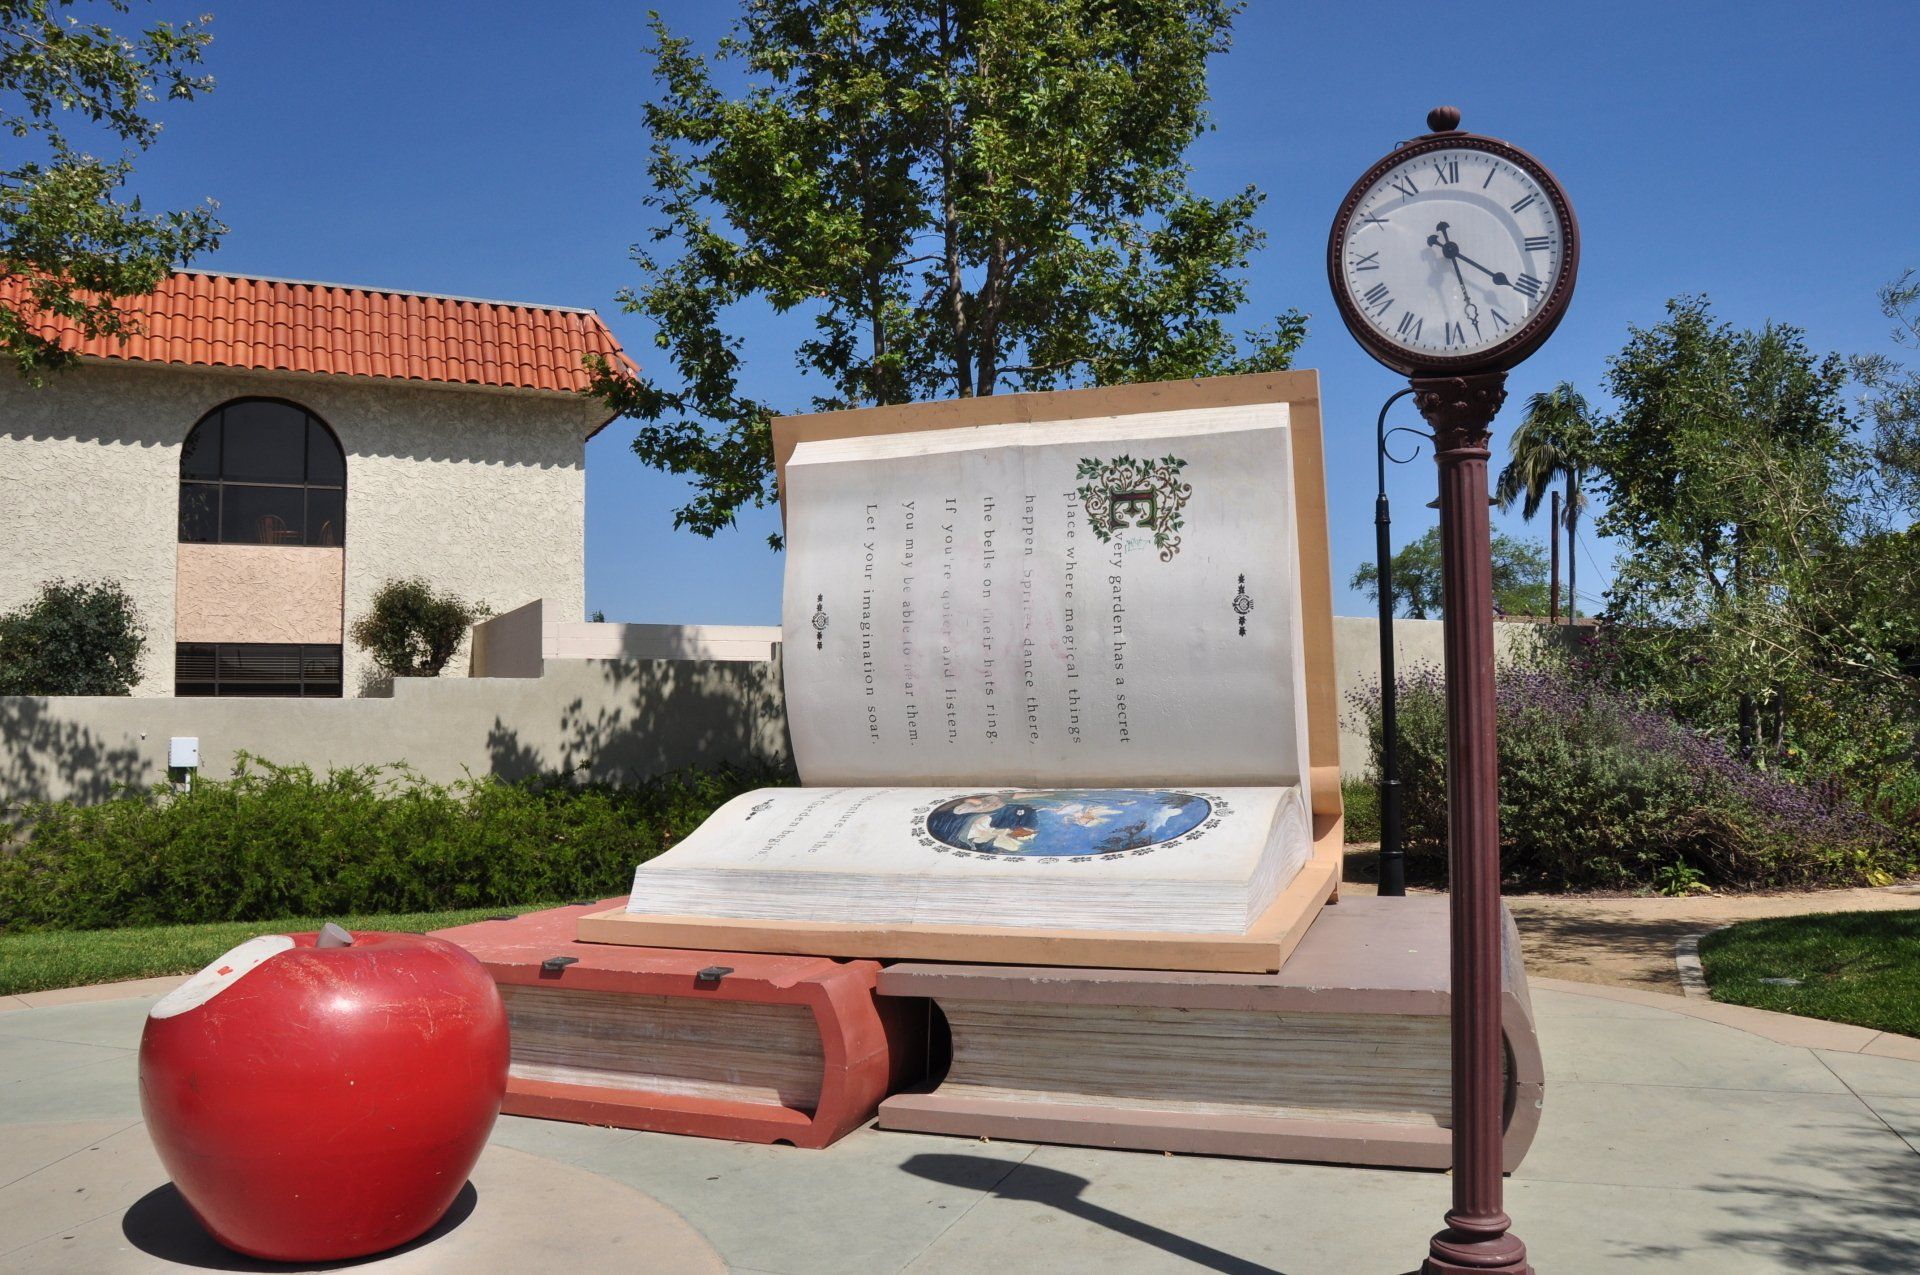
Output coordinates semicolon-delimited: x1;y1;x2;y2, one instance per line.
175;544;344;644
6;616;1584;805
468;601;782;677
1;654;791;805
0;361;600;696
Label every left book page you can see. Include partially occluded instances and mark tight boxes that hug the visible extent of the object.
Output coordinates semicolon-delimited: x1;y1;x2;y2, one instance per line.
779;405;1312;790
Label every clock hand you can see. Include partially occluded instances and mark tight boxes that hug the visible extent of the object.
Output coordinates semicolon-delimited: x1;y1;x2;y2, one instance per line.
1444;242;1511;287
1429;223;1513;287
1429;224;1482;331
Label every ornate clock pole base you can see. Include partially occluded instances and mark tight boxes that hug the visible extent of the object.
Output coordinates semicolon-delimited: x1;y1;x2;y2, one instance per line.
1412;370;1532;1275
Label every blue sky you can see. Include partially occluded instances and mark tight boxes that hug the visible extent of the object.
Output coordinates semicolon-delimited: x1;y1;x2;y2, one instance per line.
125;1;1920;623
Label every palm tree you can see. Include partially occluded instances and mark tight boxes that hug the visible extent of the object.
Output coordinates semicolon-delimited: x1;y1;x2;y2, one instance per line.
1495;382;1596;620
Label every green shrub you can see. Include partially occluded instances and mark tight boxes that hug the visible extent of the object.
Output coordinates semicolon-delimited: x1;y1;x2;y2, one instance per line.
0;579;145;695
0;755;787;932
1349;660;1912;892
351;578;487;678
1340;776;1380;843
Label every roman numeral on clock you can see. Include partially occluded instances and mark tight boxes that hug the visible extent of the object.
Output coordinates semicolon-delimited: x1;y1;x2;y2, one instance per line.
1361;214;1390;229
1513;273;1544;301
1351;250;1380;271
1362;282;1391;317
1510;193;1538;214
1444;321;1466;347
1523;235;1551;252
1389;175;1418;198
1491;308;1512;329
1431;159;1459;185
1397;311;1423;341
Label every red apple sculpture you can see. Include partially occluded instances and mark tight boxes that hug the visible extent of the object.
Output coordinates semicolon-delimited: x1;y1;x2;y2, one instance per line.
140;929;509;1261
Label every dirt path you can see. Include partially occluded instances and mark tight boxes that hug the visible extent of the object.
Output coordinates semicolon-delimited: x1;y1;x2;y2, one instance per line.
1339;855;1920;994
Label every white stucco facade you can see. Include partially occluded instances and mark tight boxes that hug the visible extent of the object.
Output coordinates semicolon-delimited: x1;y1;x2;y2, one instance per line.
0;360;602;696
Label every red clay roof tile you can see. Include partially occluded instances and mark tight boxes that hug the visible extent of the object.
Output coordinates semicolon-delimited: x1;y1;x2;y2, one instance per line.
0;270;639;396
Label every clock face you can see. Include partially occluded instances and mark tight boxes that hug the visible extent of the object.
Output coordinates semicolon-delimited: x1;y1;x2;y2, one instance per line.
1335;143;1569;366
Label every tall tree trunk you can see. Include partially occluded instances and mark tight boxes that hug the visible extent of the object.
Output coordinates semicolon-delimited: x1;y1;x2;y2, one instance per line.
974;235;1006;395
937;1;969;396
1565;469;1577;621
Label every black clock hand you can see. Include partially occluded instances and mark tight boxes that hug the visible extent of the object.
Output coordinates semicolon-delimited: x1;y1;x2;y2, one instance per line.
1429;224;1482;332
1444;241;1511;287
1429;222;1512;287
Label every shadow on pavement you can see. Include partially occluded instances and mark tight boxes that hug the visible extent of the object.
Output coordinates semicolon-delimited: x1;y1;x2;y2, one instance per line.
120;1181;478;1271
903;1152;1289;1275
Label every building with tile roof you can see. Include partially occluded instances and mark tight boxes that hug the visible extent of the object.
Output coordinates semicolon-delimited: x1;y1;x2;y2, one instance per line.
0;272;638;698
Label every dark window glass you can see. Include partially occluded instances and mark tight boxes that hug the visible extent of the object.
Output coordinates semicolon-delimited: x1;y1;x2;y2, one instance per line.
219;401;309;483
305;487;345;547
300;645;343;697
179;483;220;542
306;421;345;486
180;417;221;480
175;643;342;697
178;400;345;547
221;484;306;545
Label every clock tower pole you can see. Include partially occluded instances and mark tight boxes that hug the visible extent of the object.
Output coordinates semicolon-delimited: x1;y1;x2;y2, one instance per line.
1327;104;1579;1274
1414;365;1527;1275
1409;104;1529;1275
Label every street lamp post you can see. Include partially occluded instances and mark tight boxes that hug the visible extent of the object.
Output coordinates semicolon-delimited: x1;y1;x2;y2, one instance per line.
1373;387;1418;898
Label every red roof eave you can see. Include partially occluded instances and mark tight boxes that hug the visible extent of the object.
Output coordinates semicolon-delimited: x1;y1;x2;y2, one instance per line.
0;271;641;399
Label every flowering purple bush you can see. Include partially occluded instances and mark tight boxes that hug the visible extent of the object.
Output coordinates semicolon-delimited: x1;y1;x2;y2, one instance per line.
1349;661;1910;891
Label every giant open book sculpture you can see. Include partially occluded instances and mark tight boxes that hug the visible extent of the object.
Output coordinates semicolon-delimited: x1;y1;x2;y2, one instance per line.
579;373;1344;972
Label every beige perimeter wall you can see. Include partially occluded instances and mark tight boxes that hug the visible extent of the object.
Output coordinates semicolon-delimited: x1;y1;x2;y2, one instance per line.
2;656;791;805
0;361;598;697
4;619;1574;805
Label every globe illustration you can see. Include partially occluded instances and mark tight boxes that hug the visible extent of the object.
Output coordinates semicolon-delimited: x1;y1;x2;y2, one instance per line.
925;789;1212;858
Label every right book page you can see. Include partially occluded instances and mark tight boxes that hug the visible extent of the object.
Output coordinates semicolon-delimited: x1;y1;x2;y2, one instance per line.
781;405;1311;790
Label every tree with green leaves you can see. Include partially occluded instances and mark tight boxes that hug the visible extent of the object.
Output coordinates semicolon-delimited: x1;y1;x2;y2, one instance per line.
593;0;1306;547
1595;296;1867;764
0;578;145;694
1855;268;1920;514
351;579;488;680
1351;526;1550;620
0;1;223;383
1494;380;1595;619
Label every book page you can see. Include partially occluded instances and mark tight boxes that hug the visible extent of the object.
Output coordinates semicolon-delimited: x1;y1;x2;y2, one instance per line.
781;406;1311;788
628;784;1310;933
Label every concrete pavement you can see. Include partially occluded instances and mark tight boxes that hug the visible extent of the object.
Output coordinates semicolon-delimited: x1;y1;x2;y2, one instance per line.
2;979;1918;1273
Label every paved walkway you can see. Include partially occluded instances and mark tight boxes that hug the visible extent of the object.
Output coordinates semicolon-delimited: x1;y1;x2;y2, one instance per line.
3;979;1919;1273
1339;866;1920;993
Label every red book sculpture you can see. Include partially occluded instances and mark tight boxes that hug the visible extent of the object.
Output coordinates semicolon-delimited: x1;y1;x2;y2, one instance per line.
434;900;925;1148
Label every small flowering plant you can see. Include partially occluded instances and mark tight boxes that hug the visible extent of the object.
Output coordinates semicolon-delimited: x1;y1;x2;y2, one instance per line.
1348;652;1909;891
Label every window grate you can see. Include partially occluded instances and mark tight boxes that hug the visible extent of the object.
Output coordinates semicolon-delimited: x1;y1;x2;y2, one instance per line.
176;643;343;698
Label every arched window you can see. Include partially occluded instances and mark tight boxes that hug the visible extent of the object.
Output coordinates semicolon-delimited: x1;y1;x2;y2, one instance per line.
179;398;345;546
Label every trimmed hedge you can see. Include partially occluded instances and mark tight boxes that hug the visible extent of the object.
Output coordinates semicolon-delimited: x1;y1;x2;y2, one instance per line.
0;755;787;932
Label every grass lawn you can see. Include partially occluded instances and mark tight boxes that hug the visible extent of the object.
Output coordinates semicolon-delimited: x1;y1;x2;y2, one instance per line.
0;904;560;998
1699;910;1920;1039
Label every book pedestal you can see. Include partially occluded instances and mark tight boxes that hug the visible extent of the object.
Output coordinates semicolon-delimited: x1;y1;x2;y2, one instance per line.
432;902;925;1149
875;896;1543;1171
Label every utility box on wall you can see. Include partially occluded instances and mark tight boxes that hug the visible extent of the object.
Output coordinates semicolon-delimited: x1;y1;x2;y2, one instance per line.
168;737;200;769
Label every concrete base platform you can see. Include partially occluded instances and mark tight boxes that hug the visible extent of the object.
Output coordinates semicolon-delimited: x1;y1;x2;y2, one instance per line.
4;978;1920;1272
877;895;1543;1170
